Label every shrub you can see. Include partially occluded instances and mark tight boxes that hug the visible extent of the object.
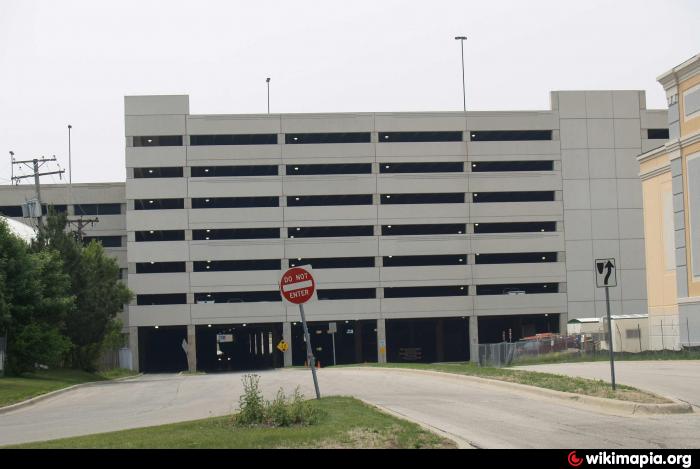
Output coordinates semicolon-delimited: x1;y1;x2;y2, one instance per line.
289;386;321;425
267;388;293;427
236;374;265;425
234;374;321;427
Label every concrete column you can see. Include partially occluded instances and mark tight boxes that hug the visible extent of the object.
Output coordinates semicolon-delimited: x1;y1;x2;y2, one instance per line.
187;324;196;372
377;319;387;363
469;316;479;363
283;322;293;367
559;312;569;336
128;326;139;372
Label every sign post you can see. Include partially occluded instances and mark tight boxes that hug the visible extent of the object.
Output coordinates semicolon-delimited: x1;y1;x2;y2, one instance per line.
595;258;617;391
280;266;321;399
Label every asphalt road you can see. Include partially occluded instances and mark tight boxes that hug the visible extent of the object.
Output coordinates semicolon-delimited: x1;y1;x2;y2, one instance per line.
516;360;700;409
1;367;698;448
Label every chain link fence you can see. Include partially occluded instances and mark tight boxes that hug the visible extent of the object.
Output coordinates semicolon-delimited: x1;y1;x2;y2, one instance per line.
478;333;603;367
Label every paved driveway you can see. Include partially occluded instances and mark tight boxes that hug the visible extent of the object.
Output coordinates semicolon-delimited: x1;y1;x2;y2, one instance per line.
0;367;698;448
515;361;700;408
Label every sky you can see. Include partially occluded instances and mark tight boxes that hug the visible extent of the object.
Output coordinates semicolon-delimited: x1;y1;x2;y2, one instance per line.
0;0;698;185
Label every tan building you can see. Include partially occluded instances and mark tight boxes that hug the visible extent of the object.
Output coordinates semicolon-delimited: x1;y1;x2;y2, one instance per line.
638;54;700;349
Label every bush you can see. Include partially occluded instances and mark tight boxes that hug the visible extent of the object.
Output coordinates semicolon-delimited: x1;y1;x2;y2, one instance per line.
236;374;266;425
234;374;321;427
289;387;320;425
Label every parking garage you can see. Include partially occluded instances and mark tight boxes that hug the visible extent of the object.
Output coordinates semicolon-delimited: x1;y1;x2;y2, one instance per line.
478;314;560;343
291;320;377;367
136;314;561;372
386;317;470;363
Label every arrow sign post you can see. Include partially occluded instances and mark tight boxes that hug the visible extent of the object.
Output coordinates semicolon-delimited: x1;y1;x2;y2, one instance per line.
280;265;320;399
595;258;617;391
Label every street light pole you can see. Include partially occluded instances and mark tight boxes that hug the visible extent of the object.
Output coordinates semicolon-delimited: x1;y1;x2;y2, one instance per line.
454;36;467;112
67;124;72;184
266;77;271;114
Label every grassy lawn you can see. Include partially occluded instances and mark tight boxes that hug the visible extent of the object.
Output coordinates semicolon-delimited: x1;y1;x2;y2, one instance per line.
0;368;138;407
7;397;455;449
510;349;700;367
360;362;669;404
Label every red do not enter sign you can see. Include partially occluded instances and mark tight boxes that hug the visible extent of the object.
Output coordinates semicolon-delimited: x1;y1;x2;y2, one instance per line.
280;266;316;304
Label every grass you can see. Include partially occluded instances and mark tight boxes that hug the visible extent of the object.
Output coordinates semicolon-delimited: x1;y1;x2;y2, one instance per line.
7;397;455;449
360;362;670;404
0;368;138;407
509;349;700;367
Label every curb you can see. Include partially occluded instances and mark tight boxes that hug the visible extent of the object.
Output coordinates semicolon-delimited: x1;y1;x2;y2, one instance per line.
356;398;476;449
343;367;693;416
0;373;143;415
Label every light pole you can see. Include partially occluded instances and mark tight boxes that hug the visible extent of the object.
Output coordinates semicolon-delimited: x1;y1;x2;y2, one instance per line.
266;77;271;114
67;124;72;184
454;36;467;112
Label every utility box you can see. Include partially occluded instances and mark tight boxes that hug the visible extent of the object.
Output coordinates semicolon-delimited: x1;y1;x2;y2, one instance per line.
21;199;42;218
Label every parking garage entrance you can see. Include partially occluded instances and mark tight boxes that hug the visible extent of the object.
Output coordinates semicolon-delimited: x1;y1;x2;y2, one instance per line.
386;317;469;363
196;323;283;372
138;325;188;373
291;320;377;367
478;314;560;343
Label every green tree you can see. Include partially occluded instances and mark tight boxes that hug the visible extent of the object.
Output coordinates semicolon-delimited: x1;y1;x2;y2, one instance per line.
0;219;73;374
68;241;132;370
33;210;132;371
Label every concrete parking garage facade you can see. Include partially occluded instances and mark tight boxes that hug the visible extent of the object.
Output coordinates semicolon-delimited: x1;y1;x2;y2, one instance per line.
0;91;668;372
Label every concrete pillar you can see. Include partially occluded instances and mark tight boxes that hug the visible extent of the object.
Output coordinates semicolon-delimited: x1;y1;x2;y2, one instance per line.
377;319;387;363
187;324;197;372
469;316;479;363
128;326;139;372
559;312;569;336
436;319;445;362
283;322;293;367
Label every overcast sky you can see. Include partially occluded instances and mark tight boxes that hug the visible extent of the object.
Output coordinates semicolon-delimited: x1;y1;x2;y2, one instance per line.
0;0;697;185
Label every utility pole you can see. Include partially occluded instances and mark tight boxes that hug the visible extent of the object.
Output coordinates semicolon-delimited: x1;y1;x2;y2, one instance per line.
266;77;271;114
10;155;65;227
66;216;99;241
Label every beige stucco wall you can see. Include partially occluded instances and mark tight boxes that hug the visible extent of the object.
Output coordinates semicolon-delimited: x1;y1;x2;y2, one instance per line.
682;140;700;297
641;159;678;314
678;71;700;297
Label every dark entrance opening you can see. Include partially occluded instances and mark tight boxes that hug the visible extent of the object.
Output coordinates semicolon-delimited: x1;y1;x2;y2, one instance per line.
478;314;560;343
138;325;188;373
386;317;469;363
196;323;283;372
291;320;377;366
